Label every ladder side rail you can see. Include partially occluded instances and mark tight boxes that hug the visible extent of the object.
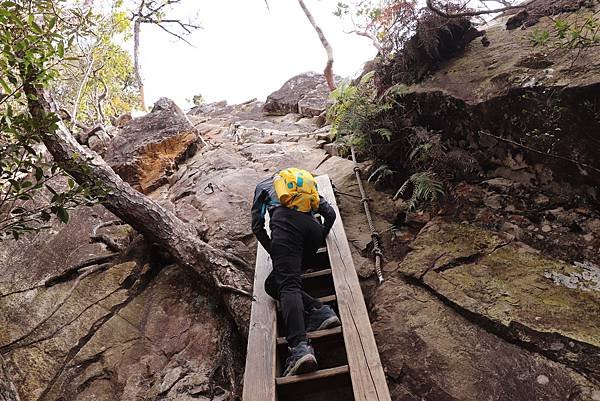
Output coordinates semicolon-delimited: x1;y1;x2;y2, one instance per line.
242;214;278;401
316;175;392;401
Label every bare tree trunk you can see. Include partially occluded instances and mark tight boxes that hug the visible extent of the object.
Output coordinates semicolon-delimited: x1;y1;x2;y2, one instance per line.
71;52;94;130
22;78;252;337
0;356;20;401
297;0;336;91
133;18;146;110
95;77;108;123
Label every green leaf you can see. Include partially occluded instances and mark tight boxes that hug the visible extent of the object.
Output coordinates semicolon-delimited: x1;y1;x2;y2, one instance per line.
68;178;74;189
47;16;56;30
0;77;10;93
45;184;57;195
35;166;44;181
56;207;69;224
57;40;64;57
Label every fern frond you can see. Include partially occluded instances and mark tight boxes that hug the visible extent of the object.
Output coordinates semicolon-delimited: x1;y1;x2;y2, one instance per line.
367;164;396;185
393;171;445;211
374;128;393;141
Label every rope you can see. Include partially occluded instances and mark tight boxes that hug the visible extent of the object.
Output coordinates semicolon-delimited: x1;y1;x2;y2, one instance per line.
350;146;384;284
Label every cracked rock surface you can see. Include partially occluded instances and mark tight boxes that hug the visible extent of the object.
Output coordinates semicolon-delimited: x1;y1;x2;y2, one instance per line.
1;63;600;400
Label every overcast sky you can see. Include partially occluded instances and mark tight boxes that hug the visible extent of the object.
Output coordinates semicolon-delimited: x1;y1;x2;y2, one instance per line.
138;0;378;108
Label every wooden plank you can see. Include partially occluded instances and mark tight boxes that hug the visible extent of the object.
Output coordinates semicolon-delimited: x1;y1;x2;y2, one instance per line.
316;175;392;401
302;268;332;279
277;326;342;345
317;294;336;303
277;294;335;313
275;365;350;386
242;215;277;401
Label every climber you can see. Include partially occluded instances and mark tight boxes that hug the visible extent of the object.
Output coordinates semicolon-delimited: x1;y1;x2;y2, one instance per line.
251;168;340;377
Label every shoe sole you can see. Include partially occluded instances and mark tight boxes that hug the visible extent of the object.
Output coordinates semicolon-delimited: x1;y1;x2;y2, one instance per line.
316;316;341;331
284;354;318;376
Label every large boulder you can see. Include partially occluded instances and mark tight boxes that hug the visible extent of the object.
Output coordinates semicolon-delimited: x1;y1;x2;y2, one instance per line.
263;72;331;118
104;98;199;194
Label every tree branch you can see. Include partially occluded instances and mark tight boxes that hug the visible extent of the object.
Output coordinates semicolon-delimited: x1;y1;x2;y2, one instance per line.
347;29;382;52
71;49;95;130
298;0;336;91
153;22;194;46
426;0;534;18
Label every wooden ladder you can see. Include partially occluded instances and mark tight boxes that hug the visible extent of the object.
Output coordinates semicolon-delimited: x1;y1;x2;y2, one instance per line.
242;175;391;401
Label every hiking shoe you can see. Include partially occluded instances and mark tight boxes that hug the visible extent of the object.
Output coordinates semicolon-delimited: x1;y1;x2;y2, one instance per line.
307;305;341;332
283;341;318;376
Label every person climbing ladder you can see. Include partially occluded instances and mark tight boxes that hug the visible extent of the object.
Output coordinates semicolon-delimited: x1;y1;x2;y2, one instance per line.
251;167;341;376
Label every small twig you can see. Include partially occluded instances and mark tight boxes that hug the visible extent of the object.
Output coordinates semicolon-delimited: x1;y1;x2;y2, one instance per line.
215;280;255;300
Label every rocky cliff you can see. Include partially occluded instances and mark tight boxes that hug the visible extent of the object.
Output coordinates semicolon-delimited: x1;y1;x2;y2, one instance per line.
1;6;599;401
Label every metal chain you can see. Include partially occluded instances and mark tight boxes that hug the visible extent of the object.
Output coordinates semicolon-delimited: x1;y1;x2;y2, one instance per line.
350;146;384;284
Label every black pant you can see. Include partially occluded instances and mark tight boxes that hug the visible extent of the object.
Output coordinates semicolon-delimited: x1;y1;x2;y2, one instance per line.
264;207;323;347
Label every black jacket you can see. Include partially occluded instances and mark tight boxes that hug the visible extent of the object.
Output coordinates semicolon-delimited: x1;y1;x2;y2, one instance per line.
251;176;336;254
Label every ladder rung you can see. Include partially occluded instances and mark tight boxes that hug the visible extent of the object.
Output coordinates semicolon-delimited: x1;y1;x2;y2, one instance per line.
317;294;336;303
275;365;349;386
276;294;336;313
302;269;332;279
277;326;342;345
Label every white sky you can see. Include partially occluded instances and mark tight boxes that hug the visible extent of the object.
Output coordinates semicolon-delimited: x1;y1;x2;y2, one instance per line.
138;0;378;108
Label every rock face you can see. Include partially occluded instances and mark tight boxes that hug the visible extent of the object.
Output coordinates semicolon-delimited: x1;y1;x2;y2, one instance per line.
372;276;597;401
0;100;342;401
263;72;331;117
396;219;600;382
104;98;199;194
368;5;600;188
2;41;600;401
2;94;600;400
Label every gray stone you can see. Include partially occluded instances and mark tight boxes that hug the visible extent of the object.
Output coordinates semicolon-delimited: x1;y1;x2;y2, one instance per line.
324;142;342;157
501;221;522;240
263;72;332;118
484;193;504;209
